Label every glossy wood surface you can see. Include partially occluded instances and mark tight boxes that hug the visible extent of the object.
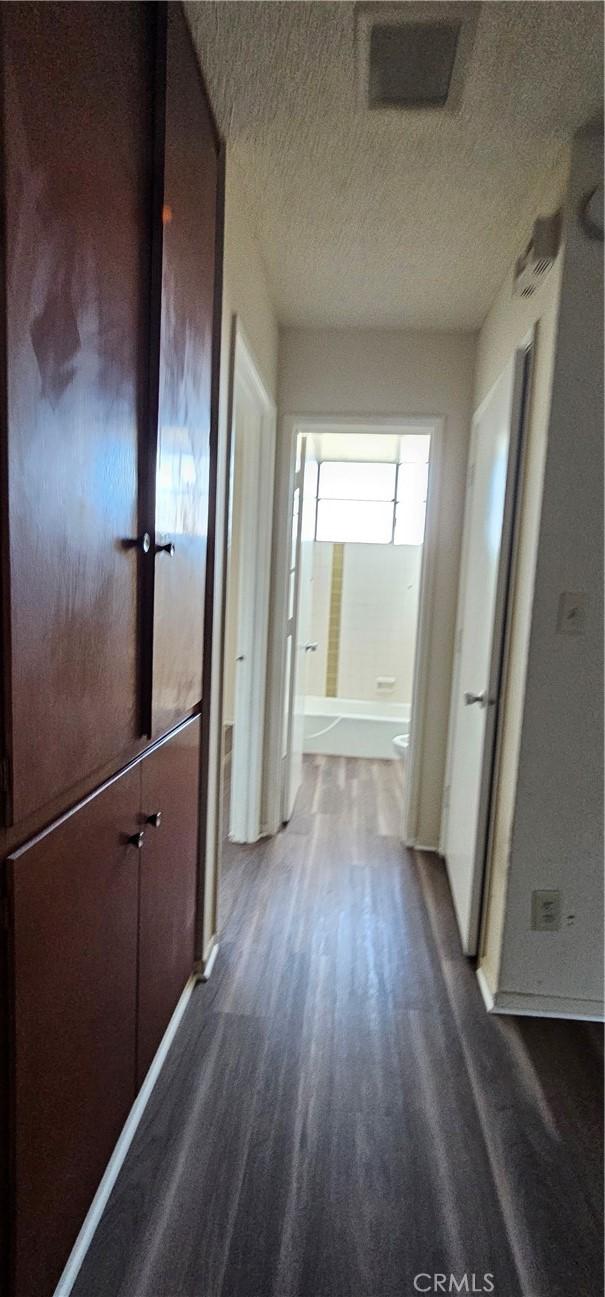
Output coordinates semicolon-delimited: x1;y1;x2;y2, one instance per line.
137;716;201;1087
8;764;141;1297
1;3;154;823
151;3;218;736
73;756;603;1297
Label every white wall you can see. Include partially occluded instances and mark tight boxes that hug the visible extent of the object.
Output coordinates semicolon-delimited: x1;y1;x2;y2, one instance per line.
308;541;422;705
278;327;476;847
202;157;278;958
491;131;603;1014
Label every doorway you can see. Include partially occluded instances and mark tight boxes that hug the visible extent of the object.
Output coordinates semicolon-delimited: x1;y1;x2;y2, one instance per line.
276;417;443;842
221;322;276;847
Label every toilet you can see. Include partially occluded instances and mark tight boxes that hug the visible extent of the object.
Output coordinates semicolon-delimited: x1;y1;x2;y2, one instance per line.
392;732;409;759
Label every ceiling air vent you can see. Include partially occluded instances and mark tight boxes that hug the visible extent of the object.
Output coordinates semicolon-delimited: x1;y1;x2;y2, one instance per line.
369;22;460;108
356;2;480;114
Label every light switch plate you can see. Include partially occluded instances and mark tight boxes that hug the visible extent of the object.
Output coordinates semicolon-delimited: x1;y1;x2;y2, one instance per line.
556;591;588;636
532;889;561;932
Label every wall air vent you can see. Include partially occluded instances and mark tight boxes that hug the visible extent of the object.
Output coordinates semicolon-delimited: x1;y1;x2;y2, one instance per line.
513;211;563;300
355;2;480;114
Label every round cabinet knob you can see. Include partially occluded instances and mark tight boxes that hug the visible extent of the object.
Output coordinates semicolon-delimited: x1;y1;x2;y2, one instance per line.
122;532;151;553
155;541;175;557
126;830;145;849
146;810;162;828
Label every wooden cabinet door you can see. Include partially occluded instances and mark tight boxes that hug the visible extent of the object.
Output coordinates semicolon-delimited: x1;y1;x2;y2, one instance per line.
150;5;218;735
7;766;140;1297
1;4;154;822
137;716;200;1087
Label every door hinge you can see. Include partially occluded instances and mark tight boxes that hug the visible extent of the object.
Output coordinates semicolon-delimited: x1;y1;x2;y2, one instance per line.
0;755;9;794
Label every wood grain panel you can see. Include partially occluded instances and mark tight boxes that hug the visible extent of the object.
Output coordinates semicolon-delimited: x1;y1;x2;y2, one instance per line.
1;3;154;822
137;716;201;1087
8;764;140;1297
151;4;218;735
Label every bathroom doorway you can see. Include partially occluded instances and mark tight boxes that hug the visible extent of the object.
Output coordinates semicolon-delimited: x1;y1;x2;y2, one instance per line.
277;417;442;843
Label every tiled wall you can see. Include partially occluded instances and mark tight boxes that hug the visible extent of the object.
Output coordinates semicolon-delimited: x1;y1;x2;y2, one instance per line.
308;541;422;704
325;543;343;696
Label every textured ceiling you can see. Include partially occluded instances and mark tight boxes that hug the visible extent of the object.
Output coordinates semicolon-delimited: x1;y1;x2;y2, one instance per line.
187;1;603;330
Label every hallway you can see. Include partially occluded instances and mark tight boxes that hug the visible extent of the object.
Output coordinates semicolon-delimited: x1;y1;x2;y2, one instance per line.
74;756;603;1297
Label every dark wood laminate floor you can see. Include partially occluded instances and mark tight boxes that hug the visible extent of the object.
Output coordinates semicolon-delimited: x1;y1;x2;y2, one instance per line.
74;756;603;1297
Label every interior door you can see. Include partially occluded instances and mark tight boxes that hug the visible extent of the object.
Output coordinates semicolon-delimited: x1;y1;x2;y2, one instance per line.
228;333;276;844
283;437;318;821
8;766;140;1297
1;2;153;822
444;347;530;954
137;717;200;1087
230;402;264;841
150;4;218;736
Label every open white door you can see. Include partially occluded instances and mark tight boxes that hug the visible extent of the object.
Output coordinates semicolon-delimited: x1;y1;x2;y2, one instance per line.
444;345;531;954
228;326;276;843
282;436;318;821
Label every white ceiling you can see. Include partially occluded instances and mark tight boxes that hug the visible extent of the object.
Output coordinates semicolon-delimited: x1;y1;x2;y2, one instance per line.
187;1;603;331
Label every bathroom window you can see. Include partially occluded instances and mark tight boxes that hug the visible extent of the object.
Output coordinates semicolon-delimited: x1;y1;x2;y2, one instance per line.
314;437;430;545
315;462;395;543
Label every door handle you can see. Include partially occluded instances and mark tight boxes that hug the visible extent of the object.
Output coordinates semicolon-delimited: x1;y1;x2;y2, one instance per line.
154;540;175;557
122;532;151;553
146;810;162;828
464;691;487;707
124;830;145;849
304;642;318;653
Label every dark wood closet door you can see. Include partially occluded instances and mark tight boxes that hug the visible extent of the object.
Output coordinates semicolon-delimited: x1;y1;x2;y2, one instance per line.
1;3;154;823
7;765;140;1297
150;5;218;736
137;716;201;1087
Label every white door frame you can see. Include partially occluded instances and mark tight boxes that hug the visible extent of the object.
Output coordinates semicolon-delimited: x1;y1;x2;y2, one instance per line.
228;322;276;842
281;433;306;824
265;413;444;843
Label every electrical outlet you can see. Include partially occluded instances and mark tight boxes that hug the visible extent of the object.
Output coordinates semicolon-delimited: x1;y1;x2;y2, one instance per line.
532;890;561;932
556;591;588;636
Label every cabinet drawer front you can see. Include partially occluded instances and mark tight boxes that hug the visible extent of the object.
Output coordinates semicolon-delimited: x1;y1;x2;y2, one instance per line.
2;2;154;822
8;765;140;1297
151;5;218;735
138;716;201;1086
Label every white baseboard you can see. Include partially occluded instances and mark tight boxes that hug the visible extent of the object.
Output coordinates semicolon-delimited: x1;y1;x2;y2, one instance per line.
476;964;496;1012
407;840;440;855
476;966;604;1021
53;975;197;1297
199;938;219;982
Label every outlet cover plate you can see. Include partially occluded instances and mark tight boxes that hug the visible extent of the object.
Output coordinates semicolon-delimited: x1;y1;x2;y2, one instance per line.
532;889;561;932
556;591;588;636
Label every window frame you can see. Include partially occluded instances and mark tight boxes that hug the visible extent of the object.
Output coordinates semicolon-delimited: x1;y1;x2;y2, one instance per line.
313;445;429;546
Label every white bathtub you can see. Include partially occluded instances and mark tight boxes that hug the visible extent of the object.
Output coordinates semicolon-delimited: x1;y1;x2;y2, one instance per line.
303;696;410;760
